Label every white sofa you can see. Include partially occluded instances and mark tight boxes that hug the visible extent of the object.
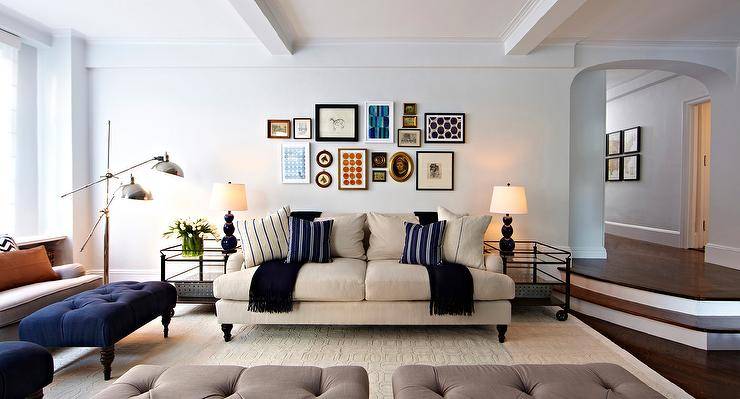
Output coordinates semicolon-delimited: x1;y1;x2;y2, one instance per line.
213;213;515;342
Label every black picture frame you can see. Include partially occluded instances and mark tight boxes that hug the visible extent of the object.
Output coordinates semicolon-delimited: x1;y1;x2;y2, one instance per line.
621;154;640;181
606;131;622;156
605;157;622;181
315;104;359;142
424;113;465;144
416;151;454;191
622;126;641;154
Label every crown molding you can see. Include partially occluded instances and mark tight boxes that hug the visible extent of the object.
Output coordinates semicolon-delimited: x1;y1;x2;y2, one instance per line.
579;39;740;48
499;0;540;41
85;37;263;46
293;37;503;47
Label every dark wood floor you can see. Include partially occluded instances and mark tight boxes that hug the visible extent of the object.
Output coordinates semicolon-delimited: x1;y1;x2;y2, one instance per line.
571;235;740;300
575;312;740;399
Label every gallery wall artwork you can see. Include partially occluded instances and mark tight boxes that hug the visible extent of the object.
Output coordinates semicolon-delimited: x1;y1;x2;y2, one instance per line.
268;119;291;139
389;151;413;182
416;151;454;190
605;126;641;182
316;104;359;141
622;154;640;181
316;150;333;168
293;118;312;139
281;142;310;184
338;148;367;190
622;127;641;154
364;101;393;143
398;129;421;147
606;131;622;156
424;113;465;143
316;171;332;188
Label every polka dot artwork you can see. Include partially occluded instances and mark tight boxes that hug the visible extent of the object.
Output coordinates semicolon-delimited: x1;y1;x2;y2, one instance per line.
337;148;368;190
424;113;465;143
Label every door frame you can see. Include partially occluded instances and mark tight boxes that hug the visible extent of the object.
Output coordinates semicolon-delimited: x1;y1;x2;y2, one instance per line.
681;95;710;249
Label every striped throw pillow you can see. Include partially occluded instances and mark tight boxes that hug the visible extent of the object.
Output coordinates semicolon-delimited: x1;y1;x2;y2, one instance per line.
286;217;333;263
400;221;447;266
236;206;291;268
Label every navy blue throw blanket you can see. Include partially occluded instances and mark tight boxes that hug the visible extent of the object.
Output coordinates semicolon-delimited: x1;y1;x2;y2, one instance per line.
426;262;475;316
248;259;304;313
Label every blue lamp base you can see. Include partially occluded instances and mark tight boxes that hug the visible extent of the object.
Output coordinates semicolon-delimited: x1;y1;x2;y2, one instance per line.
221;211;237;253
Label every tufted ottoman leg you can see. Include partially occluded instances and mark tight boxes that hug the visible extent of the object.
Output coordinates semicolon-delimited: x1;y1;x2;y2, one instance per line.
100;346;115;380
221;324;233;342
496;324;508;343
162;307;175;338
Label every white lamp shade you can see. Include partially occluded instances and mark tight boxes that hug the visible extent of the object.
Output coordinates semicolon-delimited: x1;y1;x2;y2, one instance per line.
490;185;528;215
209;183;248;211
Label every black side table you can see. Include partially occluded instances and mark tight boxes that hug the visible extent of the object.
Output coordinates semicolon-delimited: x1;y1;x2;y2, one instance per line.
485;240;571;321
160;239;239;304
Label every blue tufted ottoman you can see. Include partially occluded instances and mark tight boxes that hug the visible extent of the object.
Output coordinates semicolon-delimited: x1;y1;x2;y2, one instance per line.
19;281;176;381
0;341;53;399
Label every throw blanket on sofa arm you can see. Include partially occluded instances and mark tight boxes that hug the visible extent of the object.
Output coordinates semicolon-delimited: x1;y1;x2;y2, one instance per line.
248;259;305;313
426;263;474;316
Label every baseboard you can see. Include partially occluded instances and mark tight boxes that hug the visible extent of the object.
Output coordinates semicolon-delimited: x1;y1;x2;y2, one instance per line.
705;243;740;270
570;247;607;259
88;269;160;282
604;221;681;247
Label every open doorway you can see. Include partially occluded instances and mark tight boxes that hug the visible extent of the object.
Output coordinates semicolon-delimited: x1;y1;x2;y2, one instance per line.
688;100;711;249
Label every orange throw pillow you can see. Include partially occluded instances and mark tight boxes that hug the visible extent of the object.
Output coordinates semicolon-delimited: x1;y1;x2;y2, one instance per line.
0;246;59;291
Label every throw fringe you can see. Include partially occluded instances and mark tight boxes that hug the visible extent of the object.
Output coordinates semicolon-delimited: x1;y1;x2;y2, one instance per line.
248;291;295;313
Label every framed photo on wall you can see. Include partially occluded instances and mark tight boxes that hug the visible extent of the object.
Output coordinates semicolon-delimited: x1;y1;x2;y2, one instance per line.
623;127;641;154
372;170;387;182
281;142;310;184
316;150;333;168
371;152;387;168
622;154;640;181
364;101;394;143
397;129;421;147
268;119;291;139
315;104;359;141
315;171;332;188
338;148;367;190
605;157;621;181
389;151;413;182
403;103;417;115
416;151;454;190
424;113;465;143
402;115;418;128
606;131;622;156
293;118;312;139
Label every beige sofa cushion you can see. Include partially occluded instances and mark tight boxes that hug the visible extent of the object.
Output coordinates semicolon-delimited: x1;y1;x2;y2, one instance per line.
365;260;515;301
438;207;492;270
316;213;367;260
215;258;366;302
366;213;419;261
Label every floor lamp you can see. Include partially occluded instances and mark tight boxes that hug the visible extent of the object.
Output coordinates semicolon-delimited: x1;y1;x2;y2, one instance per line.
61;121;184;284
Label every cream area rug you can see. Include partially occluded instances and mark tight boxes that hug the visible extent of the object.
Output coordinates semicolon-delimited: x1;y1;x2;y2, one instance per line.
47;305;691;398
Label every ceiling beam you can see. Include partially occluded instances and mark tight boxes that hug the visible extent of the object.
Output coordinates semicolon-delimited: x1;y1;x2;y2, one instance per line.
227;0;293;55
504;0;586;55
0;4;52;48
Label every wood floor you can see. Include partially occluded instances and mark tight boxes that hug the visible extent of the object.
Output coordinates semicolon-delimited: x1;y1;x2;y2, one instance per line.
575;312;740;399
571;234;740;300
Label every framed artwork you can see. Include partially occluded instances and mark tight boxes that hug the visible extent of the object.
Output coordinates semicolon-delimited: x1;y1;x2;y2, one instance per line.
316;171;332;188
623;127;641;154
281;142;310;184
402;115;418;128
416;151;454;190
371;152;387;168
315;104;359;141
316;150;333;168
424;113;465;143
338;148;367;190
267;119;291;139
389;151;413;182
372;170;387;182
622;154;640;181
397;129;421;147
606;131;622;156
605;157;621;181
293;118;312;139
403;103;417;115
364;101;394;143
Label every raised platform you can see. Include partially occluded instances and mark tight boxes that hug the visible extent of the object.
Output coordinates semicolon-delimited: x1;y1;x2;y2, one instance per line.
558;235;740;350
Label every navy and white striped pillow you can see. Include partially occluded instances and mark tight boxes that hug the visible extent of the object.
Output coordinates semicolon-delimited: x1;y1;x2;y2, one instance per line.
400;221;446;266
286;217;333;263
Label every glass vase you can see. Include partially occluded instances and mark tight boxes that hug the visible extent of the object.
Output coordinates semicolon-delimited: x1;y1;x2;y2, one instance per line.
182;236;204;257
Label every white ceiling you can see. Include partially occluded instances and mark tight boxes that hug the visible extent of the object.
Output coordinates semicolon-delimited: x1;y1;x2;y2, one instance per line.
605;70;649;90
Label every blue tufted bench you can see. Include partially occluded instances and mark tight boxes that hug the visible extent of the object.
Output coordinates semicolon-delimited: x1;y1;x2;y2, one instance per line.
0;341;53;399
19;281;176;381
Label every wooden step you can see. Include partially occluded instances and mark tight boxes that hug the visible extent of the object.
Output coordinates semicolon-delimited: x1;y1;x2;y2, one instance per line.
555;286;740;333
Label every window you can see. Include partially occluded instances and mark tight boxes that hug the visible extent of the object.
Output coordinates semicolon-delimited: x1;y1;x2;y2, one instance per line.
0;32;19;233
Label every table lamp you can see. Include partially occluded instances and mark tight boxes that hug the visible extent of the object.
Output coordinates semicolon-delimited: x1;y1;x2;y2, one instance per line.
209;182;248;252
490;183;528;253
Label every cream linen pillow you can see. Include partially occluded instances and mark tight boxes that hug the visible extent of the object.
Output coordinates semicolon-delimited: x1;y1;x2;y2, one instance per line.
236;206;291;268
316;213;367;260
366;212;419;261
438;206;491;269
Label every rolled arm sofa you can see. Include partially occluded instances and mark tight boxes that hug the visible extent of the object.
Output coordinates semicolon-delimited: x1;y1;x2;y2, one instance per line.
214;212;515;342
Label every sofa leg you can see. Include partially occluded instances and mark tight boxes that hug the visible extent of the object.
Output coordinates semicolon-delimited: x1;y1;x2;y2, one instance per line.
496;325;508;343
221;324;233;342
100;345;115;380
162;307;174;338
26;389;43;399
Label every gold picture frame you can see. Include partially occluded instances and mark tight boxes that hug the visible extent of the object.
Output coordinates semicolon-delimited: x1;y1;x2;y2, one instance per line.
388;151;413;182
402;115;418;128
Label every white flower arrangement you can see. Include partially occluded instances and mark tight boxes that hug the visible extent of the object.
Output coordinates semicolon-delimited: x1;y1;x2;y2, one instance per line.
162;217;219;240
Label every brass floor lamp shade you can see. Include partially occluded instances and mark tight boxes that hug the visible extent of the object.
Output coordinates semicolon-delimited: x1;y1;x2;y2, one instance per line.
61;121;184;283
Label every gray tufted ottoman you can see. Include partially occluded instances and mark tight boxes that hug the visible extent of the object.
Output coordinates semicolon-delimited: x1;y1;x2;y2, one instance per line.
393;363;665;398
93;364;369;399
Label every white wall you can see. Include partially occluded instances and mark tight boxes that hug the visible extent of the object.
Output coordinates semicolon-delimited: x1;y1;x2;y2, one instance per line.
88;67;574;279
604;75;708;246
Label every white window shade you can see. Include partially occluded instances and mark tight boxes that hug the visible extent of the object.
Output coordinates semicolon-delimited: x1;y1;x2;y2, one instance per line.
0;30;21;50
0;40;18;233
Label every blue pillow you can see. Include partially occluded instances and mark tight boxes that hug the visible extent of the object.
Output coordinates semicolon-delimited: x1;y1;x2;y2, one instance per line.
286;217;333;263
400;221;446;266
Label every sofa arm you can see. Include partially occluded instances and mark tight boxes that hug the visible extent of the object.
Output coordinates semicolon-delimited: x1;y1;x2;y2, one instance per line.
484;254;504;273
226;251;245;273
52;263;86;279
